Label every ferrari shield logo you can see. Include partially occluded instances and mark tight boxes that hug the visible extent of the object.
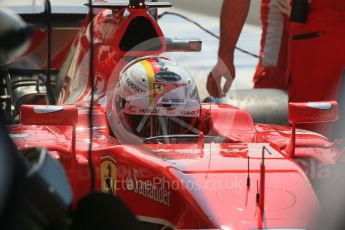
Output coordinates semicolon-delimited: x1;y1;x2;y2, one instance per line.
100;160;117;195
154;83;164;94
152;82;185;105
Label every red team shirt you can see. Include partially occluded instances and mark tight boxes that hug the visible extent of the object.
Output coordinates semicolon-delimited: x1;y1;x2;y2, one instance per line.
255;0;345;138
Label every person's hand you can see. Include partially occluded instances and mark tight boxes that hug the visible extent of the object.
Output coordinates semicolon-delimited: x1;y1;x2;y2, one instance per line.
206;60;235;98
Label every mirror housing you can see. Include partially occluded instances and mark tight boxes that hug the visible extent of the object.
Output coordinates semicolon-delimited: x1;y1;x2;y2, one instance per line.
288;101;338;124
286;101;338;158
20;105;78;154
20;105;78;126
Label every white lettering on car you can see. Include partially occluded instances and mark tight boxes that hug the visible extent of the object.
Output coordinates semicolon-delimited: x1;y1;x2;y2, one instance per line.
126;167;171;207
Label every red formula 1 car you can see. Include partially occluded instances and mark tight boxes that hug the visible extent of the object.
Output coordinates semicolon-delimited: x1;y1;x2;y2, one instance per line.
5;1;342;229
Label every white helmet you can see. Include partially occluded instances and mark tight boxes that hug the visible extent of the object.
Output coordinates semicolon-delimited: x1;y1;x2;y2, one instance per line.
106;56;201;142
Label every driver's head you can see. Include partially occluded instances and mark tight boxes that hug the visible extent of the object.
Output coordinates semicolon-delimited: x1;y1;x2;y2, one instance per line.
107;56;201;139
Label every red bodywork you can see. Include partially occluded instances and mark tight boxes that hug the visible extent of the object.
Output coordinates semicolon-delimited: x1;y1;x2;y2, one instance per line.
6;4;341;229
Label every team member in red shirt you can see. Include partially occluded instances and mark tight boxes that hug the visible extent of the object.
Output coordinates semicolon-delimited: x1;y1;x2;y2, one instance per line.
208;0;345;139
288;0;345;138
253;0;290;89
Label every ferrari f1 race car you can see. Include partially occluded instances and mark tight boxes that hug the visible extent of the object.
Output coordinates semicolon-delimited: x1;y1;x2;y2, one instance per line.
1;0;343;229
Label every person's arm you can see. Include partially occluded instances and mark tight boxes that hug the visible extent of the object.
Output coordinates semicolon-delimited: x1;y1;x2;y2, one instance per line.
207;0;250;98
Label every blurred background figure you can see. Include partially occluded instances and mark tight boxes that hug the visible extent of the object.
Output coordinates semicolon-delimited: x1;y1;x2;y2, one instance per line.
207;0;345;140
288;0;345;139
207;0;289;98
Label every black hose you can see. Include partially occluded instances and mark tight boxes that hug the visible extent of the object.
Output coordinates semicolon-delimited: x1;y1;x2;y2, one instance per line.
44;0;56;105
87;0;96;192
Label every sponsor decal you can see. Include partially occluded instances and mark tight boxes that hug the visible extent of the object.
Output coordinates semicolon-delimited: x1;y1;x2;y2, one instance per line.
126;78;145;93
139;108;160;114
100;160;117;195
153;82;186;105
161;98;185;104
180;110;199;116
126;167;171;207
155;71;181;82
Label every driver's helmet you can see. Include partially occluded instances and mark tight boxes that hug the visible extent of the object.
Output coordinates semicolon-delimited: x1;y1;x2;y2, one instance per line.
107;56;201;141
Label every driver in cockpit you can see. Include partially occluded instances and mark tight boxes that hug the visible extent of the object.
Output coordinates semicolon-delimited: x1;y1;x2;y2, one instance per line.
106;56;205;144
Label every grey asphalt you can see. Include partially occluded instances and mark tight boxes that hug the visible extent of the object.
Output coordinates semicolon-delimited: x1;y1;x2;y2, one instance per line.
168;0;261;26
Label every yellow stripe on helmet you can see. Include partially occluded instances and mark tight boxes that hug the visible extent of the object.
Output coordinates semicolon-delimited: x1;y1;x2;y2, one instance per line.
141;60;155;106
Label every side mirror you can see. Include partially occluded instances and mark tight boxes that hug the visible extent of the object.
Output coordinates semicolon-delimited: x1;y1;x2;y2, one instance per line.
20;105;78;126
20;105;78;154
286;101;338;157
288;101;338;124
